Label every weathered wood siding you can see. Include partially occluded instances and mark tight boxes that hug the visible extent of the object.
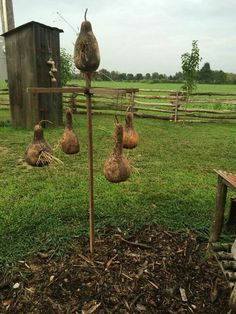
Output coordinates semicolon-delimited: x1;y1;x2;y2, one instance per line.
2;21;63;128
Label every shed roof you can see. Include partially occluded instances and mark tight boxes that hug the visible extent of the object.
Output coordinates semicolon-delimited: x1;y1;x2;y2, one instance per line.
1;21;63;37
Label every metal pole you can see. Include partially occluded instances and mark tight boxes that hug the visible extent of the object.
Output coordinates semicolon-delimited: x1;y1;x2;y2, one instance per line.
85;72;95;253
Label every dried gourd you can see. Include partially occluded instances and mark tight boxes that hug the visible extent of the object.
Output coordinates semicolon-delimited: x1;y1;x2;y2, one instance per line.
74;9;100;72
104;123;131;183
25;122;52;166
60;109;80;154
123;111;139;149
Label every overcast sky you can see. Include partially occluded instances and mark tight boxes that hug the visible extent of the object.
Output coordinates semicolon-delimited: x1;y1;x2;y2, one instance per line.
2;0;236;75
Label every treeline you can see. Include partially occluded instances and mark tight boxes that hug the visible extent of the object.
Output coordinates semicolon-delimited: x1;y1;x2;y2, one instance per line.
197;62;235;84
73;62;236;84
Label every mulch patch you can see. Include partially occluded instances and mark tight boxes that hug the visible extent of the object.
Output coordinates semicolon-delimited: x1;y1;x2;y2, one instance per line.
0;227;232;313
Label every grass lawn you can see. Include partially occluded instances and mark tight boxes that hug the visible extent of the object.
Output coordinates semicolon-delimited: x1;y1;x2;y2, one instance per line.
1;109;236;265
1;81;236;265
0;80;7;88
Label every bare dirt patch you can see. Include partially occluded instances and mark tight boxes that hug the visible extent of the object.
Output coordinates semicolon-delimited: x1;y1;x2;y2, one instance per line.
0;227;231;313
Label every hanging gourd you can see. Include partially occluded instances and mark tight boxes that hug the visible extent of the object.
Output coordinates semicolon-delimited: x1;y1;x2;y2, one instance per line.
25;122;53;166
104;123;131;183
60;109;80;154
74;9;100;72
123;111;139;149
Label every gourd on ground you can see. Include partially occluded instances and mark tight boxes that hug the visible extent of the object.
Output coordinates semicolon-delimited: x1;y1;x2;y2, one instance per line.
25;122;52;166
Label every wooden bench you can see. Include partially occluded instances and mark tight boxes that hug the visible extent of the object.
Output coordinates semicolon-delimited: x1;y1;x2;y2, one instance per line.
209;170;236;312
209;170;236;243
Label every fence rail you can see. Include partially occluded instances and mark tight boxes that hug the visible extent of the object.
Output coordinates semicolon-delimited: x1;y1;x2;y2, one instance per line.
0;88;10;111
1;86;236;123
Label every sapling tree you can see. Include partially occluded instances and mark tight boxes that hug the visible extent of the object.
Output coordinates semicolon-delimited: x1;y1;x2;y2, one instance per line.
181;40;201;98
60;48;74;86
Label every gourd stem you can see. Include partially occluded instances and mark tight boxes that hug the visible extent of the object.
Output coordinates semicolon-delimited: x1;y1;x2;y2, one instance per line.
66;109;73;129
38;120;53;126
114;124;123;155
125;113;133;129
84;8;88;21
114;115;119;124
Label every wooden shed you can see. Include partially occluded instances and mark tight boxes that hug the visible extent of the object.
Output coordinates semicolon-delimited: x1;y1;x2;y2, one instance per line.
2;21;63;128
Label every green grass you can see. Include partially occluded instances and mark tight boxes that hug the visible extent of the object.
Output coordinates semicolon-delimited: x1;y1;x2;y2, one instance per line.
1;81;236;265
1;79;236;92
1;112;236;265
70;80;236;93
0;80;7;88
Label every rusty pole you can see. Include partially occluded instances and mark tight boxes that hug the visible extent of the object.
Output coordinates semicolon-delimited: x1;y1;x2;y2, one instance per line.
85;72;95;253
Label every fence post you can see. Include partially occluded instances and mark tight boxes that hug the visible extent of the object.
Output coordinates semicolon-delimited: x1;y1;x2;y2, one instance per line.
174;92;179;123
130;90;135;111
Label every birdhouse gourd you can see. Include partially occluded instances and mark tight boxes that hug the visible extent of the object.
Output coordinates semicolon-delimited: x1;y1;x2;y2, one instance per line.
123;111;139;149
60;109;80;154
104;123;131;183
74;9;100;72
25;122;52;166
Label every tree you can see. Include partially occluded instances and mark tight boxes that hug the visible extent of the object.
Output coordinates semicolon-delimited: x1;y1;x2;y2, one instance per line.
226;73;236;84
60;48;74;86
126;73;134;81
158;73;167;81
110;71;120;81
199;62;213;83
212;70;227;84
145;73;151;81
173;72;184;81
97;68;111;81
119;73;127;81
151;72;159;82
181;40;201;97
135;73;143;81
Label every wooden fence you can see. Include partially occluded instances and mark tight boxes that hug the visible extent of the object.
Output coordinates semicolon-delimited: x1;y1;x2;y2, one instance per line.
176;91;236;123
2;86;236;123
63;86;184;122
0;88;10;110
63;87;236;123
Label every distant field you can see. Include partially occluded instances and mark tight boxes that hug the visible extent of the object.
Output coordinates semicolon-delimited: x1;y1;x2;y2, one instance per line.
70;80;236;93
1;79;236;92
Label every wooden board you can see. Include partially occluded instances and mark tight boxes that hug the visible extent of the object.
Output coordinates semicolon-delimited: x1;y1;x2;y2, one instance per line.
3;22;63;128
214;170;236;191
27;87;136;96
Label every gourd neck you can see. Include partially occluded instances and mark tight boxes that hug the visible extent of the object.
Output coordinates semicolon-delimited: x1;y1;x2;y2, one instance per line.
33;124;44;142
66;110;73;129
125;112;134;129
114;124;123;155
